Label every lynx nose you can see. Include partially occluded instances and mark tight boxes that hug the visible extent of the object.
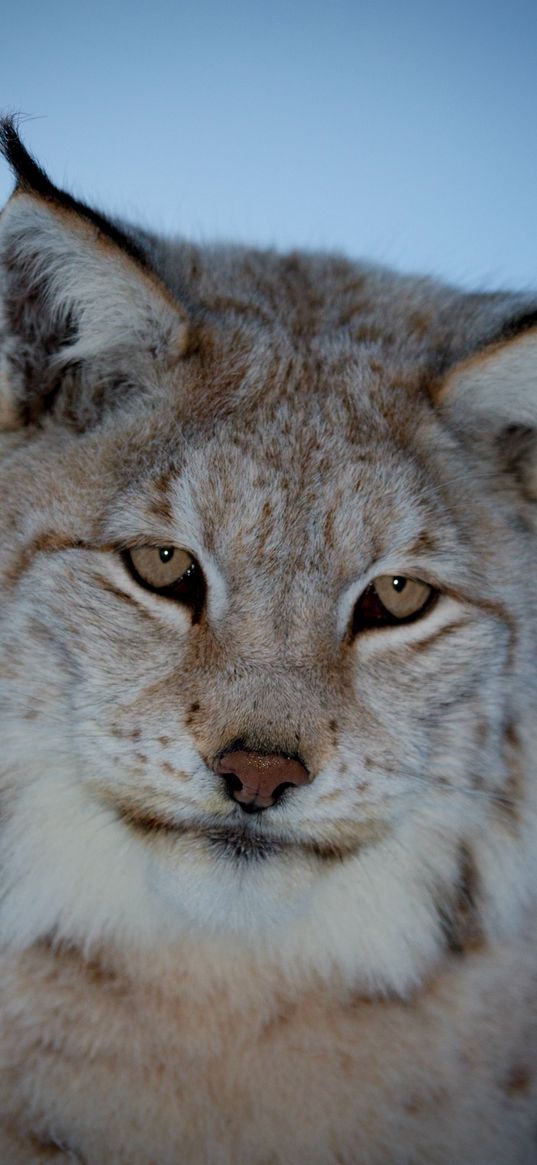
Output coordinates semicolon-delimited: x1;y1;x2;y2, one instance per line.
215;748;310;813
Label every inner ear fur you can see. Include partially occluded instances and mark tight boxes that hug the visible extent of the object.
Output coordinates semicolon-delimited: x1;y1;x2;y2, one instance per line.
0;123;189;431
437;328;537;501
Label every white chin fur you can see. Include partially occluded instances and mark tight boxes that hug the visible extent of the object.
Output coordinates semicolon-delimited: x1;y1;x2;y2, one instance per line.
2;756;535;997
0;757;466;997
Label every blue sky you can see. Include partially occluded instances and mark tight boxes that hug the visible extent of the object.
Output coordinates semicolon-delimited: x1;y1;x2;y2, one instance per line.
1;0;536;290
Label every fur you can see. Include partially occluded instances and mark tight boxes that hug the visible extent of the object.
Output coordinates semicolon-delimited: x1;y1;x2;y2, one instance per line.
0;121;536;1164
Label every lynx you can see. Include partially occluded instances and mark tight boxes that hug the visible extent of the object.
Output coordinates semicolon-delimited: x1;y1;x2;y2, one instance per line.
0;119;536;1165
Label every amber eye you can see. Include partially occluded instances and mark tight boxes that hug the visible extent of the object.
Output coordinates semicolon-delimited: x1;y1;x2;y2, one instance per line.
352;575;435;633
124;546;205;614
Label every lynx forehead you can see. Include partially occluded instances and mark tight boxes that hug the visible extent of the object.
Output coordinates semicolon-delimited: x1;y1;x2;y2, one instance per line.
0;120;536;1164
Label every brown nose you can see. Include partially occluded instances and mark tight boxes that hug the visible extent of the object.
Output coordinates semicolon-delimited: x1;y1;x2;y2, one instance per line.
215;748;310;812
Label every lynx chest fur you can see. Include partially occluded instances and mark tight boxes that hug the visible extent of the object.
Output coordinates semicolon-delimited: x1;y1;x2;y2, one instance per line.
0;122;536;1164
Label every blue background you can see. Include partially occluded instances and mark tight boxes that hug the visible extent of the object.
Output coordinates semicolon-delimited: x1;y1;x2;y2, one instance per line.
1;0;536;290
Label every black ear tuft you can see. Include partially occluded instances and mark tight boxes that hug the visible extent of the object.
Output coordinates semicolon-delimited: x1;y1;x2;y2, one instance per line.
0;116;149;269
0;116;62;202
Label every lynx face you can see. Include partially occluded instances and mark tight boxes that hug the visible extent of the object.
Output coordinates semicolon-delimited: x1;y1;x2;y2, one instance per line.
1;122;536;997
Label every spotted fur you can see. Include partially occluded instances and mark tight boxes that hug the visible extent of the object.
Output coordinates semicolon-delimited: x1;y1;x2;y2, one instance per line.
1;121;536;1164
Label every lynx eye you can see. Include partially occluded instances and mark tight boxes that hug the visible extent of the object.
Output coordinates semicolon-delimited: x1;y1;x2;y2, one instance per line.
124;546;205;612
352;575;435;633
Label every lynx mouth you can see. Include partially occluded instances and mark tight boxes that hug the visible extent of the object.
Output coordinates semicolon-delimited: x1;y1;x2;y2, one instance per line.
112;800;280;858
204;825;278;862
119;807;285;861
113;802;365;864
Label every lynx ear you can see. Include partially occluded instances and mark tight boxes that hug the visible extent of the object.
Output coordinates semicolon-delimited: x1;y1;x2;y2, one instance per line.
0;120;189;430
438;327;537;500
